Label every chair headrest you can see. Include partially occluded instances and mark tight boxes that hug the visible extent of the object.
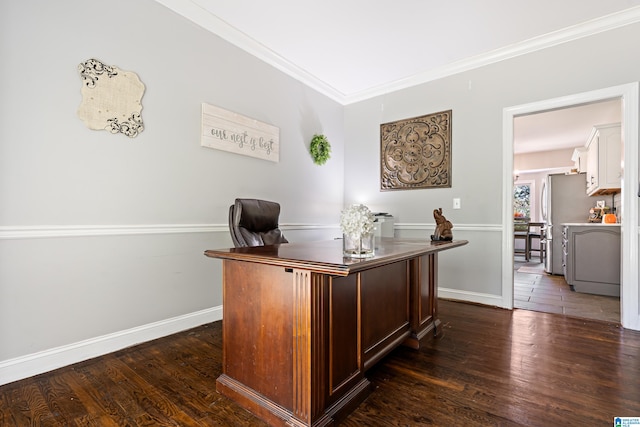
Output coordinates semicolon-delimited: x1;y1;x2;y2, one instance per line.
233;198;281;232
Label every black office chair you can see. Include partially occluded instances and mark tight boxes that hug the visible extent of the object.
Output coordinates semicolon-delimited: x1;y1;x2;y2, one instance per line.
228;198;289;247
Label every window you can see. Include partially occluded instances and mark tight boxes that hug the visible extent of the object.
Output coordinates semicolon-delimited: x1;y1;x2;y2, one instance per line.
514;183;531;218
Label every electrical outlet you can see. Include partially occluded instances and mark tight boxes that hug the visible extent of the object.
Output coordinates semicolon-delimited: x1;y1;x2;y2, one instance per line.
453;198;461;209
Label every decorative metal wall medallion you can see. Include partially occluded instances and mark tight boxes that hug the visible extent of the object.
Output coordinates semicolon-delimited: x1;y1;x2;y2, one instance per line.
77;58;145;138
380;110;452;190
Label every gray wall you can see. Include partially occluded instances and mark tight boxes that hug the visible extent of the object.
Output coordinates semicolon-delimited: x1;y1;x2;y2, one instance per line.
0;0;343;381
343;22;640;301
3;0;640;384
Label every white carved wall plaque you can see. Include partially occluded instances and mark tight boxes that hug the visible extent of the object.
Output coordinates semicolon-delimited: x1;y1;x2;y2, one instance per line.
201;103;279;162
77;59;145;138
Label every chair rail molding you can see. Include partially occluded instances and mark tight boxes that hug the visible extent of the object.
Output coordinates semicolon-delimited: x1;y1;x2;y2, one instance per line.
0;222;498;240
394;223;501;232
0;224;226;240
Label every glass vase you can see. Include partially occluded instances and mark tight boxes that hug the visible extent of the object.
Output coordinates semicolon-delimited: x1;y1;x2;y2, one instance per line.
343;233;374;258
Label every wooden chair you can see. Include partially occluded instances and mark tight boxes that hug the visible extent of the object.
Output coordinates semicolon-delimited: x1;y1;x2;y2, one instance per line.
527;222;546;263
514;217;530;261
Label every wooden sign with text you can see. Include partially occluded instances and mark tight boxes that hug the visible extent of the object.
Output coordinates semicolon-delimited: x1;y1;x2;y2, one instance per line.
201;103;279;162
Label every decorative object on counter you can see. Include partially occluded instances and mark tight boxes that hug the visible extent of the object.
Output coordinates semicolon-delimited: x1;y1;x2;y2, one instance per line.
201;103;280;162
77;58;145;138
431;208;453;241
588;207;603;222
309;134;331;165
603;213;617;223
340;203;375;258
380;110;452;191
588;200;611;223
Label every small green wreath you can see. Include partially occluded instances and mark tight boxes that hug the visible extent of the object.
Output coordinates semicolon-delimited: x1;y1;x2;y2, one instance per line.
310;134;331;165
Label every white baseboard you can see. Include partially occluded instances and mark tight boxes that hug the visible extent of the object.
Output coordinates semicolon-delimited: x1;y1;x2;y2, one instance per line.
439;287;505;307
0;289;506;387
0;305;223;386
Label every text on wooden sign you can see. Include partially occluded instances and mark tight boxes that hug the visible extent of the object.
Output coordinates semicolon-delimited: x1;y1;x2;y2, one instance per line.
201;103;279;162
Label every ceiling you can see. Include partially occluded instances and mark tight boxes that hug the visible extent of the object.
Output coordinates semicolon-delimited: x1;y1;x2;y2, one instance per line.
514;99;622;154
157;0;640;102
155;0;637;152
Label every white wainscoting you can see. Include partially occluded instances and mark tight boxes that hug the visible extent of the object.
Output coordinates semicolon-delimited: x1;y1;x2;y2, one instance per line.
0;222;500;386
0;223;338;385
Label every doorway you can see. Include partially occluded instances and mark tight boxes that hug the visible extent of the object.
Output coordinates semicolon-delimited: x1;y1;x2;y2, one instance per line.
501;83;640;331
512;101;620;323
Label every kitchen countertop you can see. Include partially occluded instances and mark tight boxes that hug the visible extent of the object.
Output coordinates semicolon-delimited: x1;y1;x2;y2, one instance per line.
562;222;620;226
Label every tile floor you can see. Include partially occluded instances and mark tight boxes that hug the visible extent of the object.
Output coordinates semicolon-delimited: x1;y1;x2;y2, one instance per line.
514;257;620;323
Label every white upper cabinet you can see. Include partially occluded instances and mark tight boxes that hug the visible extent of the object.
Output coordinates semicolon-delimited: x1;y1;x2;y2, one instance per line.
585;123;621;196
572;147;587;173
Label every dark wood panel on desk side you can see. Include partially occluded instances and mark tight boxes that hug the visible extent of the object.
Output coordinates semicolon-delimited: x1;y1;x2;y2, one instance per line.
407;253;438;348
361;260;410;369
328;273;360;398
221;260;294;409
218;260;370;426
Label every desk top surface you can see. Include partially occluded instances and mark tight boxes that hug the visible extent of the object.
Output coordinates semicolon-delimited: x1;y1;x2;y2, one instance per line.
205;238;468;276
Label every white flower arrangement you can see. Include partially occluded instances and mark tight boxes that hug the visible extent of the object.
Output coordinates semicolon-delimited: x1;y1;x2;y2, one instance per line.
340;203;374;238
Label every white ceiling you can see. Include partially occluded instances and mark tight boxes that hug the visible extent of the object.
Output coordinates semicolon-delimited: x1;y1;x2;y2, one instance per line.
157;0;640;102
514;99;622;154
155;0;637;152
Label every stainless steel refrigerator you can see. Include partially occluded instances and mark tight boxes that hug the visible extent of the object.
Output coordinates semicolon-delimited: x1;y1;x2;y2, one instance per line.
541;173;595;275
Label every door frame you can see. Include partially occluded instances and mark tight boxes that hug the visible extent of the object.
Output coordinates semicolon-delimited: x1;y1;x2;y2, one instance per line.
501;82;640;330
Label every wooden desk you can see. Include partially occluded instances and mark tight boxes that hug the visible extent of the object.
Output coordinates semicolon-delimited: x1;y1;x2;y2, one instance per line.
204;237;468;426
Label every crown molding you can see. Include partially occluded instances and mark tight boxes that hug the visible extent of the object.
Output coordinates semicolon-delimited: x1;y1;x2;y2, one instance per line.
155;1;640;105
344;6;640;104
153;0;347;102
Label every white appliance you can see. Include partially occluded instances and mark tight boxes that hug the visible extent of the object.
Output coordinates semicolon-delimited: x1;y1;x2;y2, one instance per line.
373;213;394;238
542;173;595;275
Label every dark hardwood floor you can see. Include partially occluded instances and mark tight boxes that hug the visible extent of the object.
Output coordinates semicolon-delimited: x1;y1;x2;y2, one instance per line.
1;299;639;426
